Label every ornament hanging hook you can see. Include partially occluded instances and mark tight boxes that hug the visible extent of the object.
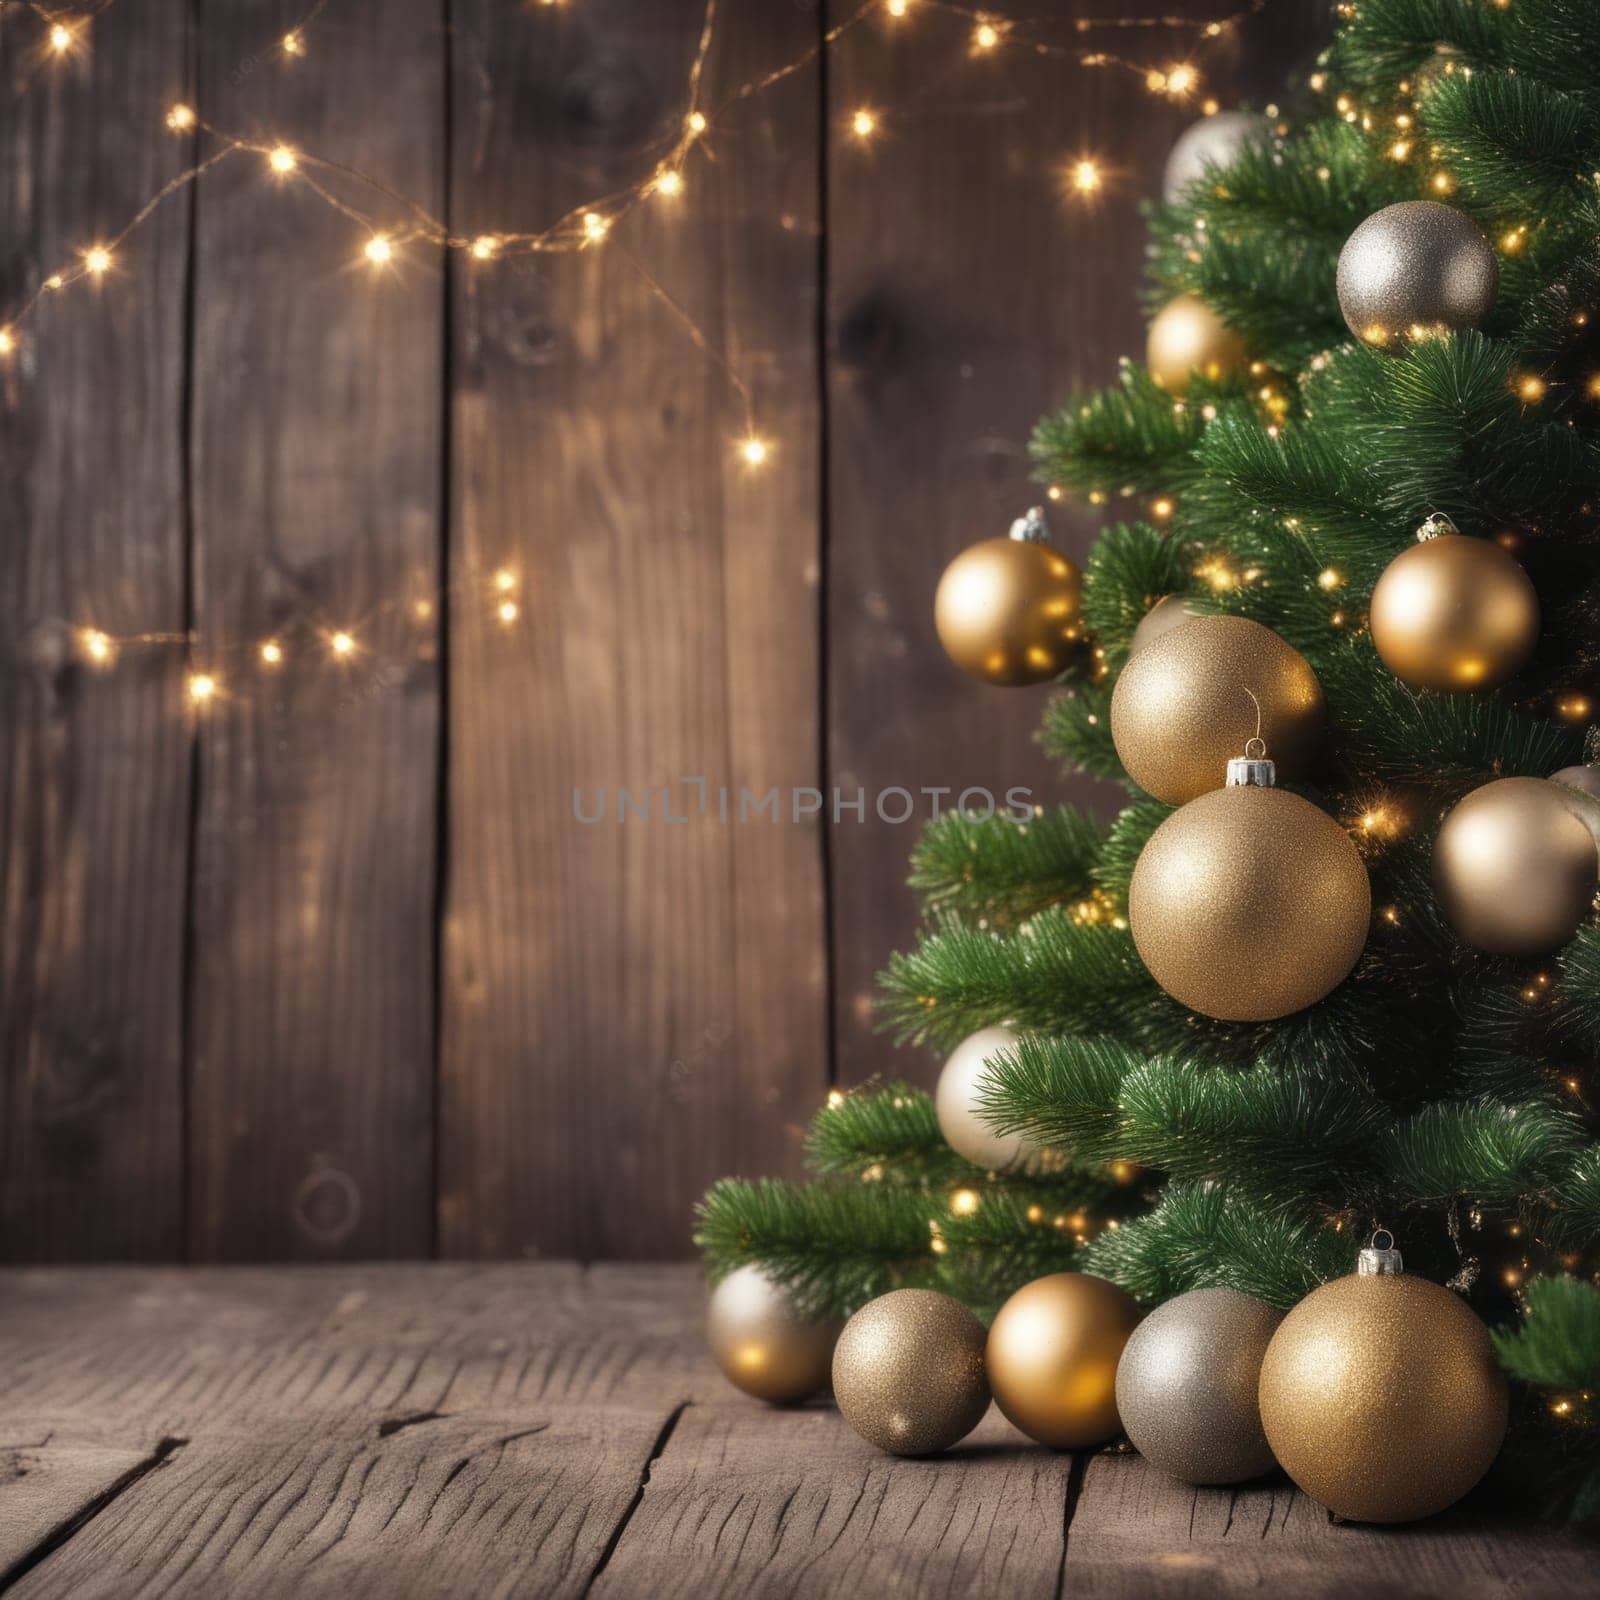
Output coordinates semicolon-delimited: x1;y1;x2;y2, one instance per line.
1358;1229;1404;1276
1009;506;1051;544
1227;690;1276;788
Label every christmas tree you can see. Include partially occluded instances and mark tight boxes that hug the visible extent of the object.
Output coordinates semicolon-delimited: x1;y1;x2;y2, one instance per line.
700;0;1600;1525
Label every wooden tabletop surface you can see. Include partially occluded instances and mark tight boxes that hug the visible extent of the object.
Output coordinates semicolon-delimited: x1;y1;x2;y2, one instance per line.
0;1263;1594;1598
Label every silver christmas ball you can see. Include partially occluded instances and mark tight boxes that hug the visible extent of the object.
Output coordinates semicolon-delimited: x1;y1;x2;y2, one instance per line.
1162;112;1273;204
1337;201;1497;350
1115;1286;1283;1484
935;1025;1037;1171
707;1265;842;1404
1553;765;1600;802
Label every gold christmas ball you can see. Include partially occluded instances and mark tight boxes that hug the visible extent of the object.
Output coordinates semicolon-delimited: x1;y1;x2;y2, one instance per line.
935;1025;1040;1172
1259;1257;1508;1523
1127;594;1199;657
1433;777;1600;955
1336;200;1497;349
707;1265;842;1404
986;1272;1142;1448
934;532;1082;687
1146;294;1249;396
1111;614;1325;805
1115;1287;1283;1485
1129;784;1370;1020
832;1289;990;1455
1369;533;1538;691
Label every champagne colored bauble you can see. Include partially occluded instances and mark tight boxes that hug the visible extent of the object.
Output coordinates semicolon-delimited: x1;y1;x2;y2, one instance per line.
1162;111;1273;204
1146;294;1249;396
1553;764;1600;801
935;523;1083;687
1111;614;1324;805
986;1273;1142;1448
1127;594;1199;658
1130;780;1370;1020
936;1025;1038;1172
707;1265;843;1404
1369;532;1538;692
1336;200;1497;349
1258;1240;1508;1523
1433;777;1600;955
832;1289;990;1456
1115;1287;1283;1485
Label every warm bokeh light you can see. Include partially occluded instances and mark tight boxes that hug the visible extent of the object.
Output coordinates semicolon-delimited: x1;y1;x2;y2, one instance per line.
470;234;500;259
739;435;769;467
260;641;283;666
1069;158;1103;195
49;22;74;53
654;170;683;197
83;247;112;275
268;145;297;174
973;20;1000;50
1517;374;1547;403
282;30;304;56
582;211;610;242
851;109;877;139
364;234;393;264
80;628;113;665
166;104;196;132
188;673;217;704
498;600;519;625
330;631;355;657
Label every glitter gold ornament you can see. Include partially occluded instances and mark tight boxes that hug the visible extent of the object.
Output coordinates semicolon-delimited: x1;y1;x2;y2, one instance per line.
707;1265;842;1404
986;1272;1142;1448
934;508;1083;686
1111;613;1324;805
832;1289;990;1455
936;1025;1039;1172
1336;201;1497;349
1433;776;1600;955
1258;1234;1508;1524
1162;111;1273;204
1115;1287;1283;1484
1146;294;1249;396
1369;517;1538;692
1127;594;1199;657
1129;745;1369;1020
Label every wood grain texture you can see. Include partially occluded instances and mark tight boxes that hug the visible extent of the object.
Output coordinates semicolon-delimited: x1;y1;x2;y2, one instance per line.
2;1264;1591;1599
821;2;1327;1087
0;0;192;1259
439;0;827;1260
186;0;443;1259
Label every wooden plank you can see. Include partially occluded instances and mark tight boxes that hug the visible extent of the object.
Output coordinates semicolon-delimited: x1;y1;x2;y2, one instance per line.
1061;1453;1600;1598
186;0;443;1258
821;4;1325;1085
590;1403;1072;1599
439;0;826;1259
0;0;191;1257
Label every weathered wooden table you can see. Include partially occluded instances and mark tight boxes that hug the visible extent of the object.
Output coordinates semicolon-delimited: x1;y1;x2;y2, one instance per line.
0;1264;1594;1598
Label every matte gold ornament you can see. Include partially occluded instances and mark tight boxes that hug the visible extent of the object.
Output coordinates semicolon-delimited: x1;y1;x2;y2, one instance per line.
1433;776;1600;955
832;1289;990;1455
1146;294;1249;396
1259;1235;1508;1524
1111;613;1324;805
706;1265;842;1404
1115;1287;1283;1485
936;1025;1039;1171
1127;594;1199;657
986;1272;1142;1448
1129;748;1370;1020
1162;111;1273;204
1336;200;1497;349
1369;517;1538;691
934;508;1083;686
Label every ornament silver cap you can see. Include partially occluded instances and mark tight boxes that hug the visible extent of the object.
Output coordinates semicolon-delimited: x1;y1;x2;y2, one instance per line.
1357;1229;1404;1276
1009;506;1051;544
1226;738;1276;788
1416;512;1459;543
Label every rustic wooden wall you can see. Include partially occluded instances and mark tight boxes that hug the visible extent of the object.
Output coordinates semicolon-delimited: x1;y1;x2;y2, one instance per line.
1;0;1322;1262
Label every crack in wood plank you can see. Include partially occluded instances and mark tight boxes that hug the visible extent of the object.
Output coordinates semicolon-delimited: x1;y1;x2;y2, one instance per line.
1053;1451;1090;1600
580;1402;690;1596
0;1437;187;1595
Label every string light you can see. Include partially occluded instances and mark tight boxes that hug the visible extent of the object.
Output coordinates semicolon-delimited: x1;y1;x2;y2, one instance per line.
1318;568;1343;589
363;233;393;265
973;20;1002;51
79;628;114;665
282;30;305;56
581;211;610;242
83;247;112;276
1557;693;1591;721
494;568;517;593
470;234;500;259
1069;158;1103;195
267;145;298;174
330;631;356;657
687;111;708;135
166;104;196;132
0;328;13;357
497;600;519;625
739;435;770;467
850;109;878;139
950;1187;980;1216
188;673;218;704
49;22;74;53
1164;63;1199;97
653;170;683;198
886;0;910;15
1517;374;1548;403
260;640;283;665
